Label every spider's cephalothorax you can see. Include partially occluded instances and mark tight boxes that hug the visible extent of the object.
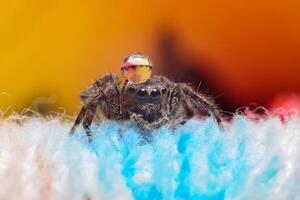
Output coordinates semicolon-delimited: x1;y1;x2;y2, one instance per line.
70;54;222;138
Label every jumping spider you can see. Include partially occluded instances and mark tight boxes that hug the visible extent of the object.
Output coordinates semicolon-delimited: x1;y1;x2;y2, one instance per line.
70;73;223;138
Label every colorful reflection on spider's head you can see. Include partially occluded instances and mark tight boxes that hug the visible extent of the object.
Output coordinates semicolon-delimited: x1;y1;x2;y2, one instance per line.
121;53;153;84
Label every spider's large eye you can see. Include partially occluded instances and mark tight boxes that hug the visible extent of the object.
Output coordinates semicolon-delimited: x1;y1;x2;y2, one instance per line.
150;89;161;99
136;89;148;99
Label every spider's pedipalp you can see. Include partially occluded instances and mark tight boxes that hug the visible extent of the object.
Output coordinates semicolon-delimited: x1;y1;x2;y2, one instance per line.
131;113;170;131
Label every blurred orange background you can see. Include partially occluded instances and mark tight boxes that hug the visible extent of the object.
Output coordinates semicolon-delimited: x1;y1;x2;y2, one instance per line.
0;0;299;114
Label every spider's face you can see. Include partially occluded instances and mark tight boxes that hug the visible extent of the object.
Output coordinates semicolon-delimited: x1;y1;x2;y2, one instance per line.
123;79;167;121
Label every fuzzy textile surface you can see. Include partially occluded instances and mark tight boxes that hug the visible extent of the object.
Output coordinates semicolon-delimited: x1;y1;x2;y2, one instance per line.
0;115;300;200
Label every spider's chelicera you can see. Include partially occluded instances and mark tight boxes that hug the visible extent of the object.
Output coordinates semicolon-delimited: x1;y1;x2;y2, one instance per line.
70;53;222;138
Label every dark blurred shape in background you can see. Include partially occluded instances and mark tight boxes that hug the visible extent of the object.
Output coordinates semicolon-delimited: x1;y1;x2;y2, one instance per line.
156;28;235;112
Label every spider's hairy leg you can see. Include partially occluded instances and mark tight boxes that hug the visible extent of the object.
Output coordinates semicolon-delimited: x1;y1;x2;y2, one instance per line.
157;76;195;128
80;73;120;103
70;105;88;134
70;103;97;138
70;73;122;138
167;84;194;129
82;104;97;138
179;83;223;128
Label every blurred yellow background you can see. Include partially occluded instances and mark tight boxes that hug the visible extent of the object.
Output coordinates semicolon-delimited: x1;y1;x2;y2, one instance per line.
0;0;299;114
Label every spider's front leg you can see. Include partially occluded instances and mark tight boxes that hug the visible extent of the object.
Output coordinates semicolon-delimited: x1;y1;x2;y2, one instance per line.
131;113;170;131
179;83;223;127
70;73;122;139
70;94;102;139
70;102;98;138
166;84;194;129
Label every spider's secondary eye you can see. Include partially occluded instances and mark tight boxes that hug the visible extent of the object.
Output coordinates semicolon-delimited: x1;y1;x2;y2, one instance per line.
150;89;161;99
127;86;136;93
136;89;148;99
